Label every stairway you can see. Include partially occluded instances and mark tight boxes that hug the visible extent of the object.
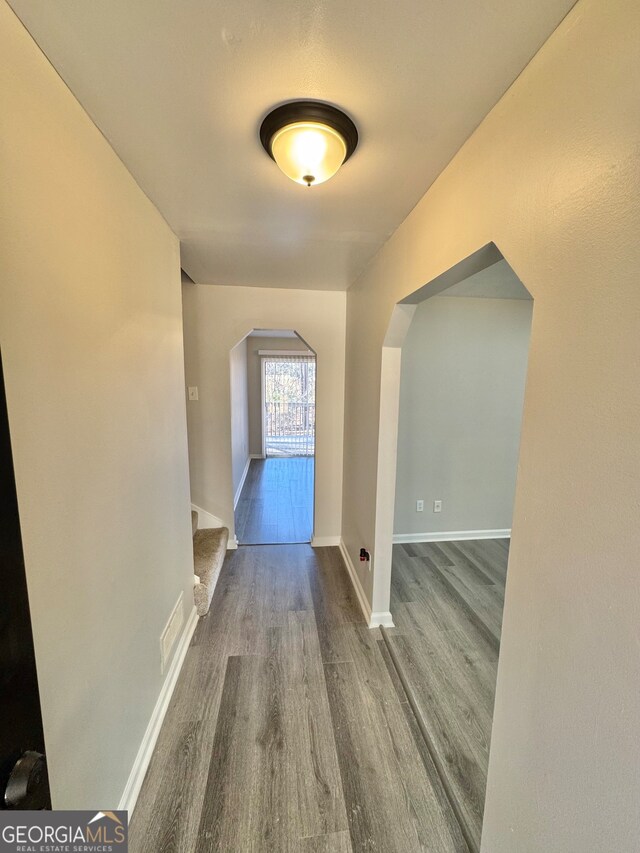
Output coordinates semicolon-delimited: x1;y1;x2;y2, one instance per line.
191;510;228;616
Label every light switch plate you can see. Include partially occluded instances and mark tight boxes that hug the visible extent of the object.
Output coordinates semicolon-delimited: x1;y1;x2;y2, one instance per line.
188;386;199;401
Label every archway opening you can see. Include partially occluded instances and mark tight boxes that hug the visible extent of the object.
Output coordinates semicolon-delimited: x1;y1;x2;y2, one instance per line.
230;329;317;545
375;246;533;850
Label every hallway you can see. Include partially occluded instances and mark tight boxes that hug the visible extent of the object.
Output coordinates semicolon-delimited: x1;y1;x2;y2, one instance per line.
129;545;467;852
235;458;314;545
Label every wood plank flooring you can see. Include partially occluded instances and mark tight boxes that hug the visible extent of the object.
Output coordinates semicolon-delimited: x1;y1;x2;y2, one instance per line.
234;458;314;545
384;539;509;853
129;544;468;852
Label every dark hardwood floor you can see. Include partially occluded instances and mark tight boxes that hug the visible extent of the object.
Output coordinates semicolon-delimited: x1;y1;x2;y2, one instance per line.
129;544;468;852
235;457;314;545
384;538;509;853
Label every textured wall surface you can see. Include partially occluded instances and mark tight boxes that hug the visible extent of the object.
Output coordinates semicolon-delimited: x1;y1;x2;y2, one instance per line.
0;2;194;808
229;340;249;499
183;285;346;542
394;296;531;536
341;0;640;848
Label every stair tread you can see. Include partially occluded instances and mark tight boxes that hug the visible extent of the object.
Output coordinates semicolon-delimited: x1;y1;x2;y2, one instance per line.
193;526;229;617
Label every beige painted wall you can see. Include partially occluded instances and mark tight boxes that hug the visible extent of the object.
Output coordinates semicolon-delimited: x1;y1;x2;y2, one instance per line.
246;335;311;456
183;285;345;542
394;296;532;536
342;0;640;848
230;340;249;501
0;2;194;809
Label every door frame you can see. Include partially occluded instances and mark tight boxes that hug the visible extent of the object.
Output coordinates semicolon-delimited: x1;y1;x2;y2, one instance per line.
260;355;266;459
259;348;315;460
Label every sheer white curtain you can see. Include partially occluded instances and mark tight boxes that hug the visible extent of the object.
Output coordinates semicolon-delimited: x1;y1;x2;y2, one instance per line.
262;355;316;457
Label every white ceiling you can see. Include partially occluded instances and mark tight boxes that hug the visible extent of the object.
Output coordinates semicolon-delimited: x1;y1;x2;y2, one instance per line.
9;0;575;290
439;259;532;299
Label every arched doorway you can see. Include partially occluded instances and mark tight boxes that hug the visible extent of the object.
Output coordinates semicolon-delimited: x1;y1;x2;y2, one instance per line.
230;329;317;545
373;245;534;850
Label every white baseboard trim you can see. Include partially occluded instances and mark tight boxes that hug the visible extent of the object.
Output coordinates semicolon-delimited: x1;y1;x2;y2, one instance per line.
119;604;198;815
393;528;511;544
338;539;371;625
311;535;341;547
191;503;236;550
370;611;395;628
234;457;251;509
337;539;393;628
250;453;264;460
191;503;224;529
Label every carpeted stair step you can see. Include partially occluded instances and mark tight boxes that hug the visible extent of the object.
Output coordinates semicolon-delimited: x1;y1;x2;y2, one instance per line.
193;525;228;617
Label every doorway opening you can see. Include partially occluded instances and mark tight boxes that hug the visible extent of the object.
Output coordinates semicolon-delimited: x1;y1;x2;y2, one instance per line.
232;330;316;545
378;249;533;852
0;353;51;810
262;354;316;458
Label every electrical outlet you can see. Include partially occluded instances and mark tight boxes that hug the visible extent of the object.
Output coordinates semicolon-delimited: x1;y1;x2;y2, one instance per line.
433;500;442;513
188;386;199;401
360;548;372;571
416;499;424;512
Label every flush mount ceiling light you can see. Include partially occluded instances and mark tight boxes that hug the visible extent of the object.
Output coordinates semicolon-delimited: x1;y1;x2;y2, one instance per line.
260;100;358;187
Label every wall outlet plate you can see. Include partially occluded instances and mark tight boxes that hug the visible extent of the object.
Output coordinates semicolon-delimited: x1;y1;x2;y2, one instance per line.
416;499;424;512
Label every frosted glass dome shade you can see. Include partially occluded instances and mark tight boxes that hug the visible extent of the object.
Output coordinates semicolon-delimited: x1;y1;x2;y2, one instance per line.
270;121;348;187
